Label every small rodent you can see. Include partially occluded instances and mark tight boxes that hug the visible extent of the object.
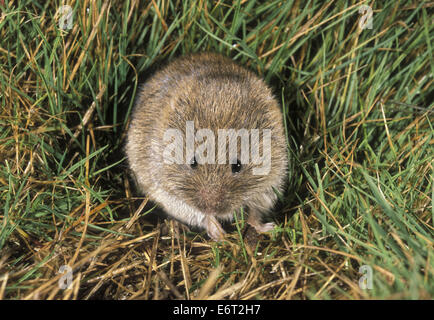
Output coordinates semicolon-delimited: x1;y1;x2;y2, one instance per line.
126;52;287;240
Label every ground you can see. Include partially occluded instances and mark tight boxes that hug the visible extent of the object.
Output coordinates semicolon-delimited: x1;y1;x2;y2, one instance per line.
0;0;432;299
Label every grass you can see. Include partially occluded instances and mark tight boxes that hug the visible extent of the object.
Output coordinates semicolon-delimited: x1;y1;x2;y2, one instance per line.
0;0;433;299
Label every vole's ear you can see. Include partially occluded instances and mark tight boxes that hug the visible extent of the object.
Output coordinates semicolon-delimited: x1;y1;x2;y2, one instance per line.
168;97;177;111
168;93;188;112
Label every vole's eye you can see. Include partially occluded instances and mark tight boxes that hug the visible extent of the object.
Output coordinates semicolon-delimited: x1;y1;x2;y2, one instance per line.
190;156;198;169
231;159;242;173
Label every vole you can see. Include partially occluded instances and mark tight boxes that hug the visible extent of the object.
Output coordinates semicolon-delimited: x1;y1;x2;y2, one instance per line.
125;52;288;240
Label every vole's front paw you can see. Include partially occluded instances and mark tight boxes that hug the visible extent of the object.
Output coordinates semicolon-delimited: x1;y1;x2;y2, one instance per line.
206;216;226;241
248;212;276;233
252;221;276;233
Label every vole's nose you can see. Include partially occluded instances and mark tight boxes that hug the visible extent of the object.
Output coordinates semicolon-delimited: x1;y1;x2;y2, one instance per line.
199;186;225;213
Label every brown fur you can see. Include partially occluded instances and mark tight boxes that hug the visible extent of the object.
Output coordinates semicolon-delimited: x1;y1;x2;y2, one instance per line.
125;52;288;240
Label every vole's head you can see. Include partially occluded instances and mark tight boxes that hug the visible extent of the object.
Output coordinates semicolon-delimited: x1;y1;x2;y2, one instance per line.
156;71;288;217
